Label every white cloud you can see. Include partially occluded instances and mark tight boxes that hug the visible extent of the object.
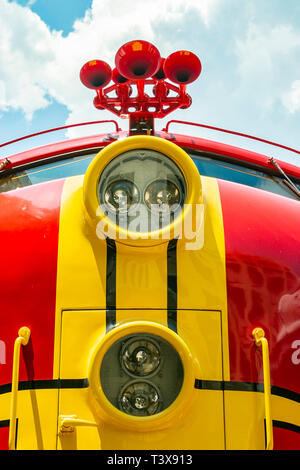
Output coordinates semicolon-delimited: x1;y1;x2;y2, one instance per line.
282;80;300;114
0;0;59;119
2;0;300;150
234;23;300;113
45;0;222;137
0;0;221;129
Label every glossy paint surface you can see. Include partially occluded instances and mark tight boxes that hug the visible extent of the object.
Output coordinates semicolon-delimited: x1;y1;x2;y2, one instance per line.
219;179;300;448
55;173;227;449
219;179;300;389
0;179;64;449
0;179;64;382
0;132;299;450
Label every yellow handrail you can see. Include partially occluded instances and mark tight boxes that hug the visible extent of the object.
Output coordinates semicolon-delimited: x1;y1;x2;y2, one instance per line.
8;327;31;450
252;327;273;450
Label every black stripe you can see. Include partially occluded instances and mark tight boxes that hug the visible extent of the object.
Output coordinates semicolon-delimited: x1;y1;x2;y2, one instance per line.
224;381;264;393
271;384;300;404
106;237;117;331
194;379;224;391
0;419;9;428
0;419;18;448
0;377;298;406
167;238;178;333
194;379;300;403
273;420;300;434
15;418;19;449
0;378;88;395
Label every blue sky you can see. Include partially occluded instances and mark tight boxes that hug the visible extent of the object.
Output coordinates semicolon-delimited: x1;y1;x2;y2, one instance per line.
1;0;300;166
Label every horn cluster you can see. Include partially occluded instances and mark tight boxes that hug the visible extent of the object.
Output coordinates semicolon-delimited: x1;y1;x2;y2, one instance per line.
80;40;201;121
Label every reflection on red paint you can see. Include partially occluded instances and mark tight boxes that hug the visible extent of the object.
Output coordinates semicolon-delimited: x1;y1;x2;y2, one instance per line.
218;179;300;394
0;180;64;385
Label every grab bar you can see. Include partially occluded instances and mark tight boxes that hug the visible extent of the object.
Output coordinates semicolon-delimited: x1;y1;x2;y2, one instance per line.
8;327;31;450
252;327;273;450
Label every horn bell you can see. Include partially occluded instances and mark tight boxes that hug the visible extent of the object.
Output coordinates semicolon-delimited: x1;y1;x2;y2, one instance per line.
112;67;130;84
80;60;112;89
115;40;161;80
164;51;202;85
153;58;166;80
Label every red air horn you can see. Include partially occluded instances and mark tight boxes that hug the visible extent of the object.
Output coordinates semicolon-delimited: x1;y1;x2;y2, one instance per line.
115;40;161;80
153;58;166;81
164;50;202;85
80;60;112;89
79;40;202;134
111;68;130;84
115;40;161;100
111;67;132;100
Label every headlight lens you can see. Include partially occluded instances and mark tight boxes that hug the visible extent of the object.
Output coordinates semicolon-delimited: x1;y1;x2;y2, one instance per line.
97;149;186;232
121;337;161;376
119;381;160;416
100;333;184;417
144;179;181;213
104;180;139;212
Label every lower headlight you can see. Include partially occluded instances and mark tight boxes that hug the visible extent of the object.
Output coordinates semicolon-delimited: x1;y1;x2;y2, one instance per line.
119;381;160;416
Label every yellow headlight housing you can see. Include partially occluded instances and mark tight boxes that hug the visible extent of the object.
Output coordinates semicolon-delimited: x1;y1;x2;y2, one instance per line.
83;135;203;247
88;321;199;431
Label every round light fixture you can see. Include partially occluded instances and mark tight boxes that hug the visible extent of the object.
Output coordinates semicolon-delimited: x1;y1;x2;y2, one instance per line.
83;135;203;246
97;148;186;232
120;336;161;376
88;321;197;430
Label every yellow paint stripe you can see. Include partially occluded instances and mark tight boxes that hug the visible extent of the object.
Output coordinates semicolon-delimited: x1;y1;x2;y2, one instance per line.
272;394;300;429
225;390;300;449
116;242;169;326
53;173;229;379
53;175;107;378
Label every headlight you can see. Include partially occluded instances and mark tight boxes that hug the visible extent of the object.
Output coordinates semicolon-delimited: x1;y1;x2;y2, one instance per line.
100;333;184;417
104;180;139;212
119;381;160;416
97;149;186;231
120;336;161;376
144;179;181;214
83;135;203;247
